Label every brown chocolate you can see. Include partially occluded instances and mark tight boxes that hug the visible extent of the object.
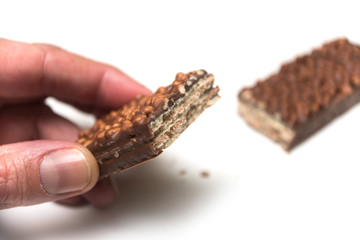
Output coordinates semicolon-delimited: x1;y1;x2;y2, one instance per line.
78;70;220;177
238;38;360;150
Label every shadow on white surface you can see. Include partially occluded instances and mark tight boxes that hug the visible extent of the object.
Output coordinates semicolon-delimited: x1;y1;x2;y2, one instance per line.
112;155;213;218
0;153;216;240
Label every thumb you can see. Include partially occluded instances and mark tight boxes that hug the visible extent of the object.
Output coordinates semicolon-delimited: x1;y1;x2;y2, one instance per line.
0;140;99;209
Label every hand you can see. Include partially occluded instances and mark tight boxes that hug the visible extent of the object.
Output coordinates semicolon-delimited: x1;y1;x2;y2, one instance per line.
0;38;151;209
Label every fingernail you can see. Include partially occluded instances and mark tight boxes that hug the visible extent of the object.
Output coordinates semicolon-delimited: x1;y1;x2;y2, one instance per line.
40;149;91;194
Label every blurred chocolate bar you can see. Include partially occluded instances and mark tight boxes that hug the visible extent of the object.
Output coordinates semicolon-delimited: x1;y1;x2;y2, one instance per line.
238;38;360;150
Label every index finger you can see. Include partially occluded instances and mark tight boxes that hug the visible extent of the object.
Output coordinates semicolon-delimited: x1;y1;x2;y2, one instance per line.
0;38;151;109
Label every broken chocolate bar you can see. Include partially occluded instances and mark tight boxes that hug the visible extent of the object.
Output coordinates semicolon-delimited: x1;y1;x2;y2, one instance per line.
238;38;360;150
78;70;220;177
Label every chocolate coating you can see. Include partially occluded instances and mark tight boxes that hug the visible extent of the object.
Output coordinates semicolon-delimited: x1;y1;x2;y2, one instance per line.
238;38;360;150
239;38;360;128
77;70;218;177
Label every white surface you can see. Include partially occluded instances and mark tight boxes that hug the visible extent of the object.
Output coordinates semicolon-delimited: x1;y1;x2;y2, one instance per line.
1;1;360;239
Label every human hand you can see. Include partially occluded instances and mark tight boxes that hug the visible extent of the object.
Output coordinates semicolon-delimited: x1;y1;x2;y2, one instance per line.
0;38;151;209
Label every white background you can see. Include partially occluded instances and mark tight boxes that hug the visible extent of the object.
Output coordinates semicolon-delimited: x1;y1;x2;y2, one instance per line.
1;1;360;239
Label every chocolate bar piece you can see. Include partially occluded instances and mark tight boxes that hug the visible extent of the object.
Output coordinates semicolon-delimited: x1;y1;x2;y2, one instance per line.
78;70;220;177
238;38;360;150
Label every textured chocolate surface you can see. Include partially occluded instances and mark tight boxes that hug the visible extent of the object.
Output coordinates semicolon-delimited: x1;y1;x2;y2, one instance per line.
238;38;360;150
78;70;219;177
239;38;360;128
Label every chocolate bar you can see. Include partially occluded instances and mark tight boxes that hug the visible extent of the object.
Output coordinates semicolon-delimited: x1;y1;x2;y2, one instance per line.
238;38;360;150
78;70;220;177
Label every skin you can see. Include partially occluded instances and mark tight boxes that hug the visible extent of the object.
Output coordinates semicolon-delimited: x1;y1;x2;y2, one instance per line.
0;38;152;209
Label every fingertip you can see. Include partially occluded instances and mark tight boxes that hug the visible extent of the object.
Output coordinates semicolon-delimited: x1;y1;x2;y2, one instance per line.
96;69;152;109
112;68;152;96
75;144;100;191
121;71;152;96
0;140;100;208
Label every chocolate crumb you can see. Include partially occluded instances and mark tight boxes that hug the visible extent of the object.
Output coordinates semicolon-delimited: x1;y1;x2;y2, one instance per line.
179;169;187;176
200;171;210;178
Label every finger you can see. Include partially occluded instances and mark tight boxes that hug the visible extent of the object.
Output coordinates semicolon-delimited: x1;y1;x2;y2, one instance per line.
0;103;79;144
0;140;99;209
83;177;117;208
0;38;151;110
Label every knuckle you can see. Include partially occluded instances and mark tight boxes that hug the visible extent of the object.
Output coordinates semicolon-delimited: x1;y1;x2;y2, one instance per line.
33;42;63;52
0;156;28;209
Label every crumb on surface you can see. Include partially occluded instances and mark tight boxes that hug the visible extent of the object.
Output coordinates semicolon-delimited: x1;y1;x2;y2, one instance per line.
200;171;210;178
179;169;187;176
